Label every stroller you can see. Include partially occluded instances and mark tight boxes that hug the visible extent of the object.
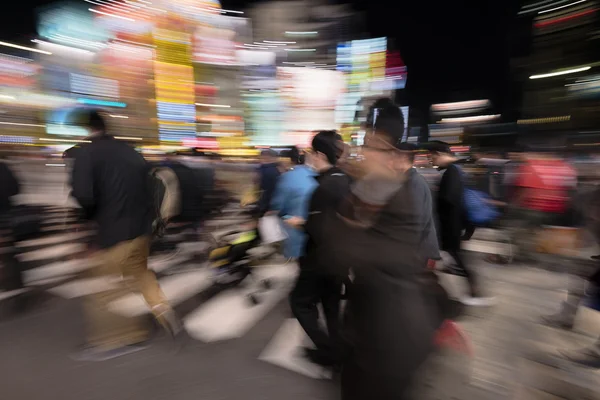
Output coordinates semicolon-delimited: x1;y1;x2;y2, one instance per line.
206;192;281;305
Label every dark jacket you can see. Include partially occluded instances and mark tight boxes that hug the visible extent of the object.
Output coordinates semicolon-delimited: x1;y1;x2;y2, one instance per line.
302;166;351;270
164;161;212;222
322;168;441;398
0;162;19;214
437;163;464;251
70;135;152;249
257;162;281;215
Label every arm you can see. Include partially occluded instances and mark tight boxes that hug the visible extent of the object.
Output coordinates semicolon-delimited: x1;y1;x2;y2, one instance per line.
70;148;96;219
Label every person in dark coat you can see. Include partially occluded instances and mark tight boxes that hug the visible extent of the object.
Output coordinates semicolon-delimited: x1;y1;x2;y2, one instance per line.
256;149;281;217
428;141;494;306
0;160;25;297
319;104;446;399
289;131;351;367
70;109;180;360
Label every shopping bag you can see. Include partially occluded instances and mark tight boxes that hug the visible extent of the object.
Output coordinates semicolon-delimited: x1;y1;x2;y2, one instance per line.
258;215;288;244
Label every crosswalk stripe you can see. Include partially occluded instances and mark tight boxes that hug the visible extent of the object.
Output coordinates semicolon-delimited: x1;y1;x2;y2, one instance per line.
0;288;30;301
108;270;213;317
23;258;97;284
48;276;120;299
17;243;86;263
259;318;332;379
16;231;94;248
184;264;297;342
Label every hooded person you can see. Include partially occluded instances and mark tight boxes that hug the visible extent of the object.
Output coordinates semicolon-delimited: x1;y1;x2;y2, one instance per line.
318;100;446;400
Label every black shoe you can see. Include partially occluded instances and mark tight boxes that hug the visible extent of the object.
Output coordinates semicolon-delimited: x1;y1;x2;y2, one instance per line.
155;307;184;338
302;347;338;367
559;346;600;368
438;266;468;278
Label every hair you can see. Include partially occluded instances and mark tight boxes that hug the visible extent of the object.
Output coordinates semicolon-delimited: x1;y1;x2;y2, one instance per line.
312;130;340;165
289;146;304;165
367;98;405;149
426;140;453;155
78;109;106;134
396;142;417;164
260;149;278;158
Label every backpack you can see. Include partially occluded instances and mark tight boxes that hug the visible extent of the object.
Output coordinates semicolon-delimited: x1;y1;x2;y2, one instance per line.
149;167;181;237
456;166;499;225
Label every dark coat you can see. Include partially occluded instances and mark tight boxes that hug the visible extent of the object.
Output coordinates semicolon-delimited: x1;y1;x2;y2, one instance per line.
437;163;464;251
322;168;441;399
0;162;18;214
302;166;351;271
257;162;281;215
70;135;152;249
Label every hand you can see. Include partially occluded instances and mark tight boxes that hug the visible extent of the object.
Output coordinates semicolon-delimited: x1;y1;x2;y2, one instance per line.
285;216;305;228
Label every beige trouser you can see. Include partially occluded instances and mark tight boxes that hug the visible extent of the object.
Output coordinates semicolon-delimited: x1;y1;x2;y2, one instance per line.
84;235;169;349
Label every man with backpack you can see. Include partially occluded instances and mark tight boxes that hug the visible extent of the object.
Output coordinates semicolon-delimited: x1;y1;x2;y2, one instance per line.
70;109;181;360
428;141;495;306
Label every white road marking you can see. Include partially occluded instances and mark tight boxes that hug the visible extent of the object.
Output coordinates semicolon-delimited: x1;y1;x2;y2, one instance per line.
16;231;93;248
462;239;512;256
24;258;97;284
0;288;30;301
108;270;213;317
48;276;120;299
184;263;297;342
259;318;332;379
17;243;85;263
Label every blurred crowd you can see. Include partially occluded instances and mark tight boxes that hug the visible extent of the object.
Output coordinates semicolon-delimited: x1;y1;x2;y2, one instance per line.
2;99;600;399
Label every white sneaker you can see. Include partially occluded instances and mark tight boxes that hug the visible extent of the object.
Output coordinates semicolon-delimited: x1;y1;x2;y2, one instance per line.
460;296;497;307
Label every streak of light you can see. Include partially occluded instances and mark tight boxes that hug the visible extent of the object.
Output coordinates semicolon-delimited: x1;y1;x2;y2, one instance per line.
32;40;94;55
0;41;52;55
114;136;143;141
0;95;15;100
535;8;597;27
264;41;296;44
285;31;318;35
109;114;129;119
46;164;66;167
195;103;231;108
519;0;571;14
0;121;45;128
39;138;91;143
538;0;586;13
529;66;591;79
431;99;490;111
89;8;136;22
284;48;316;52
221;9;244;14
439;115;501;124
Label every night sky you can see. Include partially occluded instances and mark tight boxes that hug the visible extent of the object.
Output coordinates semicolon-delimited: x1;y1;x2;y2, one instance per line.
1;0;523;115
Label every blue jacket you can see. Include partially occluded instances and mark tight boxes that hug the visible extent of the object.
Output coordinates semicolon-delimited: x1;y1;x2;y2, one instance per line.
270;165;317;258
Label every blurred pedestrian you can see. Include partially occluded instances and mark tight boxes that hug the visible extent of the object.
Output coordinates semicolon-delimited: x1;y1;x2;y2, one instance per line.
319;103;448;400
0;159;25;301
269;146;317;260
289;131;351;367
429;141;495;306
256;149;281;217
70;109;181;361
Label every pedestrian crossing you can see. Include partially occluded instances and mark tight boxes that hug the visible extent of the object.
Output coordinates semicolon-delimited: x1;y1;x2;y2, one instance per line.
0;205;516;378
0;205;302;349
